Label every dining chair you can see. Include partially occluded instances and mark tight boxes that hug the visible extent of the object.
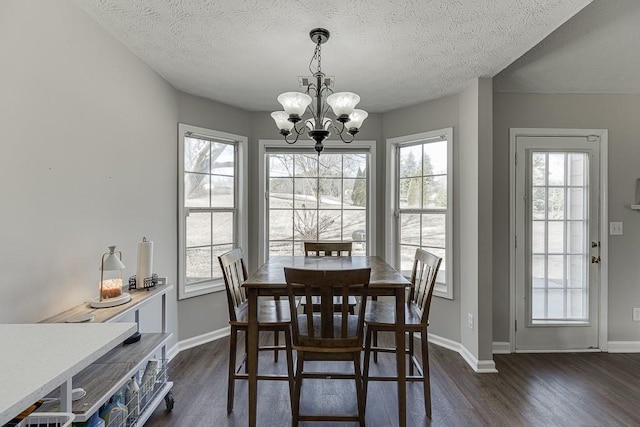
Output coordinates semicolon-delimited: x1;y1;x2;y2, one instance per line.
304;241;353;256
218;248;294;414
362;248;442;417
302;241;357;315
284;267;371;426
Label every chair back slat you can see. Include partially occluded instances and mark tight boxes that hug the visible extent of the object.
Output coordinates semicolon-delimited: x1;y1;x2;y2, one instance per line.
218;248;249;322
304;241;353;256
284;267;370;350
409;248;442;323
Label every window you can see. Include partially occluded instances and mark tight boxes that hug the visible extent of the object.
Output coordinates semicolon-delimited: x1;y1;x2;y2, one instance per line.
259;140;376;261
386;128;453;299
178;124;247;299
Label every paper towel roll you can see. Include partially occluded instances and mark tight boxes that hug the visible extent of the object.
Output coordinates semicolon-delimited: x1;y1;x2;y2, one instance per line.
137;237;153;287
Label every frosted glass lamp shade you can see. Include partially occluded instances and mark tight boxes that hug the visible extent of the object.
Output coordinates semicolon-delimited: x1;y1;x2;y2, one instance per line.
326;92;360;116
305;117;332;131
271;111;295;131
277;92;312;116
346;109;368;130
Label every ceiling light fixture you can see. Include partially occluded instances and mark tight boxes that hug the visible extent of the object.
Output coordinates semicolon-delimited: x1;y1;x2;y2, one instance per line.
271;28;368;155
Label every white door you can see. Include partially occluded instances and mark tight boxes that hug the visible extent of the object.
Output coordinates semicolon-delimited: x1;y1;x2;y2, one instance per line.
515;135;600;351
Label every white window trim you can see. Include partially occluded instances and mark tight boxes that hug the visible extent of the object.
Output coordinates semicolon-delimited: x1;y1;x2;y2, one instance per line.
385;128;454;300
178;123;248;300
258;139;377;265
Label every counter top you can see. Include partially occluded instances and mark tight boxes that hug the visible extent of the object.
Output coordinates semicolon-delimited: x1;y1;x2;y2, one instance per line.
0;322;136;425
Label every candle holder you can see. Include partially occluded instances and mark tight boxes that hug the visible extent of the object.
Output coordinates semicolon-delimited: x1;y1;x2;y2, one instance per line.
91;245;131;308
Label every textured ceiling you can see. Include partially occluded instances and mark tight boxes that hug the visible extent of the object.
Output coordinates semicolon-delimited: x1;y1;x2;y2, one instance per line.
495;0;640;94
74;0;591;113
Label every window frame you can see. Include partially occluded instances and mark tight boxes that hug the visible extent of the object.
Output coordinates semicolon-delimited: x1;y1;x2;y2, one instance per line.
178;123;248;300
386;128;454;299
258;139;376;265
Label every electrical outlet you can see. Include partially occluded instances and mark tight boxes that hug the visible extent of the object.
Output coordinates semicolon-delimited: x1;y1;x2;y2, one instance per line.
610;222;623;235
633;308;640;322
467;313;474;330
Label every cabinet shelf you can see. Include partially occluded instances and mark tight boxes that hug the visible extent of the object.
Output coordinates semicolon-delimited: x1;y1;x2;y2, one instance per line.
41;284;174;425
47;333;171;421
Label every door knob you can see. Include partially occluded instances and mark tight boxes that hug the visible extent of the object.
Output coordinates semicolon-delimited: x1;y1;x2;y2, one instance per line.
591;256;601;264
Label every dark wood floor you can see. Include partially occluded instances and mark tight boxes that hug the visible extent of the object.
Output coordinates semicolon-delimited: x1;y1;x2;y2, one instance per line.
147;332;640;426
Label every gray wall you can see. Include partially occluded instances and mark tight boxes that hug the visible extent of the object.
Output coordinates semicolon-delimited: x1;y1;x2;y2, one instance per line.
383;95;462;341
493;93;640;342
0;0;179;345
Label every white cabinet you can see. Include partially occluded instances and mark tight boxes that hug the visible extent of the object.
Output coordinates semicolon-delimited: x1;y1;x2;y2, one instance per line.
41;284;175;426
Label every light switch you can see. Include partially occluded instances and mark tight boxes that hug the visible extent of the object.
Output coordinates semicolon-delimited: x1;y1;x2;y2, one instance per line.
609;222;623;235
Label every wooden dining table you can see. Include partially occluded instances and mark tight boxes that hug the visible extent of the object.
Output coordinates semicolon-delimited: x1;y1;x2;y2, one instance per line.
242;255;412;426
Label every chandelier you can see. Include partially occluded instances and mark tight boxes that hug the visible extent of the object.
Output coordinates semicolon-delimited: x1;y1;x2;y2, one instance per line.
271;28;368;155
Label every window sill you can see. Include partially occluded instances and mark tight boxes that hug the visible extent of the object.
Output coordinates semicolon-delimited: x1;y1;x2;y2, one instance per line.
178;280;225;300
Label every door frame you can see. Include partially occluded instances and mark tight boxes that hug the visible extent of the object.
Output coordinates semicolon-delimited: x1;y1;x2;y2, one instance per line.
509;128;608;353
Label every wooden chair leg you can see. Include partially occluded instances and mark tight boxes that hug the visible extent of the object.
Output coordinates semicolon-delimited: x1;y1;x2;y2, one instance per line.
373;329;378;363
274;330;279;362
353;353;365;427
284;328;295;408
409;331;415;376
362;326;373;409
227;327;238;414
421;328;431;418
292;354;304;427
244;329;249;374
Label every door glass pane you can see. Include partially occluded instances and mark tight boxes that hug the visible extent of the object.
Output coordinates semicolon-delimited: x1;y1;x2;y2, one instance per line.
548;153;565;186
532;153;546;186
532;187;546;220
547;221;564;253
532;221;545;253
528;150;590;324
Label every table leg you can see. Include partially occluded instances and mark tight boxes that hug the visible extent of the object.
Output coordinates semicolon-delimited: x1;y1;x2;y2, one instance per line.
395;288;406;427
248;288;258;427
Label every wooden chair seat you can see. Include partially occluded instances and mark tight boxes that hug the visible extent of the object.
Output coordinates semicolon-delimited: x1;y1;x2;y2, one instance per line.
233;300;292;326
364;301;425;328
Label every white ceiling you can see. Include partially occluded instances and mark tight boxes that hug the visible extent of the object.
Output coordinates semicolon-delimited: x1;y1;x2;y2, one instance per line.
74;0;593;113
495;0;640;94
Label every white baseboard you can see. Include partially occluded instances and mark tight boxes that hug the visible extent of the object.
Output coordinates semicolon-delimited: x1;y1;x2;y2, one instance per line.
607;341;640;353
426;333;497;373
427;332;461;353
458;344;498;373
178;326;231;353
173;327;500;373
492;341;511;354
